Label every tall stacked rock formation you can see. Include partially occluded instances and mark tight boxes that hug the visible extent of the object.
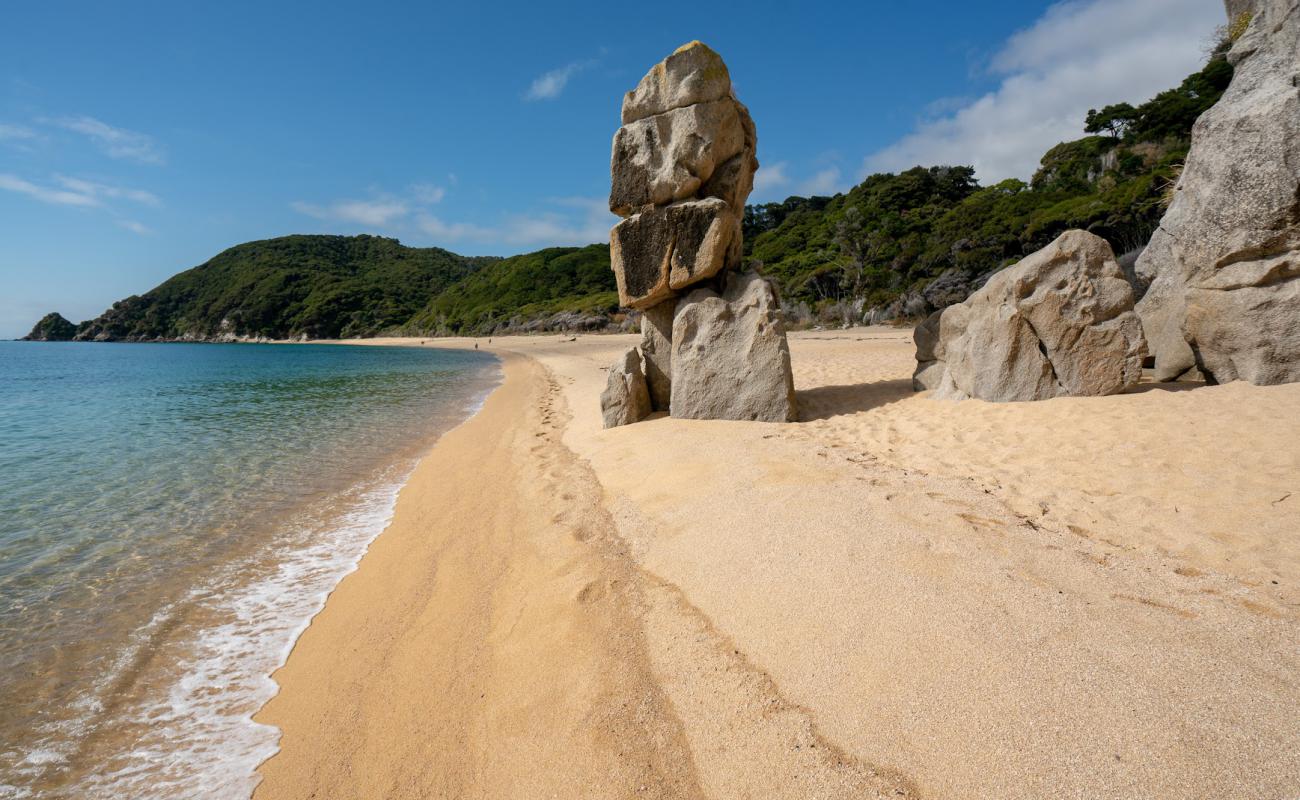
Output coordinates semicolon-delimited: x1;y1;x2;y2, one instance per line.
600;42;797;426
914;230;1147;403
1135;0;1300;384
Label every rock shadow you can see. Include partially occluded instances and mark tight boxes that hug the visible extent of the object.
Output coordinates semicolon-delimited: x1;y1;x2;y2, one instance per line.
796;378;914;421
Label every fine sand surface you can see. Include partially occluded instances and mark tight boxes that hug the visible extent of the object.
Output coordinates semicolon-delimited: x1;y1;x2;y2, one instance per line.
255;329;1299;799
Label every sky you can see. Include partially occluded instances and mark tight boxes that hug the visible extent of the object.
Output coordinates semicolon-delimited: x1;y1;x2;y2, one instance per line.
0;0;1226;338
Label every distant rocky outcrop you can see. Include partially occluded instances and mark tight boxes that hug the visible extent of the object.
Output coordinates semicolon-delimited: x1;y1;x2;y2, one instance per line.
22;313;78;341
1135;0;1300;384
915;230;1147;402
601;42;796;427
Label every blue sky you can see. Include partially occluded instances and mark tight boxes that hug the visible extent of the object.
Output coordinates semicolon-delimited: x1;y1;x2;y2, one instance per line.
0;0;1224;337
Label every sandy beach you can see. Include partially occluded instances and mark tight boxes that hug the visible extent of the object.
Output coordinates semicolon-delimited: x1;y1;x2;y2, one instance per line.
254;328;1299;799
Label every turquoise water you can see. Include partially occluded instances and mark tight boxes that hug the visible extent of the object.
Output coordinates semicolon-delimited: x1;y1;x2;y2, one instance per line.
0;342;499;798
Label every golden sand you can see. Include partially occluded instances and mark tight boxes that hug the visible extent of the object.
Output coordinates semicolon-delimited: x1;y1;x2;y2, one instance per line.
255;329;1299;799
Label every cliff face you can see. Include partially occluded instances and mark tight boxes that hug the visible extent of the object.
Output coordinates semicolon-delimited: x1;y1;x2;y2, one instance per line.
1134;0;1300;384
22;313;78;341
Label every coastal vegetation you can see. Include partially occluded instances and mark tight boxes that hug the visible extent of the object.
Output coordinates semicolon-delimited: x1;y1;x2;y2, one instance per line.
23;312;78;341
35;52;1231;341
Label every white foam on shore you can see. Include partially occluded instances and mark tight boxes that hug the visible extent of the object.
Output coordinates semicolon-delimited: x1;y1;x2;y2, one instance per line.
8;358;503;800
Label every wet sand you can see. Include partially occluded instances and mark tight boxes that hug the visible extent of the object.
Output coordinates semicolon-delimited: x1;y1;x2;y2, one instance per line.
255;328;1300;799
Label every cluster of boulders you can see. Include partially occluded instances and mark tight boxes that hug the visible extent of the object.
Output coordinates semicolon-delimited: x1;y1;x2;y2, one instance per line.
600;42;797;427
913;231;1147;401
1134;0;1300;385
915;0;1298;401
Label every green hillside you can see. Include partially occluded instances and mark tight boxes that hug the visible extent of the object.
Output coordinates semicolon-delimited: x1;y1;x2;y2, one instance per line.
74;235;497;341
404;244;617;335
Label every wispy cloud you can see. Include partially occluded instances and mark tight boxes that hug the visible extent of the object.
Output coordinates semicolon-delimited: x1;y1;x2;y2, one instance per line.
799;167;844;196
524;60;591;101
115;219;153;235
54;175;160;206
409;183;446;204
864;0;1224;181
0;173;100;206
291;182;454;230
292;185;614;249
50;115;164;165
418;196;614;248
0;123;37;141
0;172;162;217
291;199;410;227
753;162;790;196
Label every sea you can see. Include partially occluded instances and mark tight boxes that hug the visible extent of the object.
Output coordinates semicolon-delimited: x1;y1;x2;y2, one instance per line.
0;341;500;798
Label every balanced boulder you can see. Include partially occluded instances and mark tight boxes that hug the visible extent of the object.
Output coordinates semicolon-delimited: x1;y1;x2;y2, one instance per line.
610;197;741;309
603;42;795;424
1134;0;1300;384
621;40;734;124
917;230;1146;402
670;272;797;422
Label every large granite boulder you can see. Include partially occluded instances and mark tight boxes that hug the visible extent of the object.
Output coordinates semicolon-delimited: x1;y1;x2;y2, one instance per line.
1134;0;1300;384
670;271;797;422
600;347;652;429
919;230;1146;402
610;198;741;309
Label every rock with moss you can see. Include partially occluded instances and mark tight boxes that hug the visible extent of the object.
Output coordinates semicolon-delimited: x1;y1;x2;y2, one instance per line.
23;313;78;341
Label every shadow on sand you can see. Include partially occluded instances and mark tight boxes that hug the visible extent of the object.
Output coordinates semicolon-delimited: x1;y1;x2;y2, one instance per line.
797;378;915;422
1122;380;1207;395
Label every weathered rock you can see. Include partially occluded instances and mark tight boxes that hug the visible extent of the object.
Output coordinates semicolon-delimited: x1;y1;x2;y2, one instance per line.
922;230;1146;402
622;41;733;124
1134;0;1300;384
911;309;946;390
610;99;746;216
699;101;758;210
600;347;652;428
640;300;674;411
670;271;797;422
610;198;740;309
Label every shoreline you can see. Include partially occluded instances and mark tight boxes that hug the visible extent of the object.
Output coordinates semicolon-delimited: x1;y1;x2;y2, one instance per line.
254;330;1299;798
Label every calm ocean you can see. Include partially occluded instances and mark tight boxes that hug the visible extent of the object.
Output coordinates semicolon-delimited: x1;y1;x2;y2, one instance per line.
0;341;499;798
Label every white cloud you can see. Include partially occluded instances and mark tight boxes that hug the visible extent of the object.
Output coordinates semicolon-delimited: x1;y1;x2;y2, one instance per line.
418;196;614;248
525;61;589;101
51;115;164;165
865;0;1226;181
410;183;446;204
115;219;153;235
0;123;36;140
799;167;844;196
292;199;410;227
753;162;790;195
54;175;160;206
293;187;615;250
0;173;100;206
415;215;495;241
